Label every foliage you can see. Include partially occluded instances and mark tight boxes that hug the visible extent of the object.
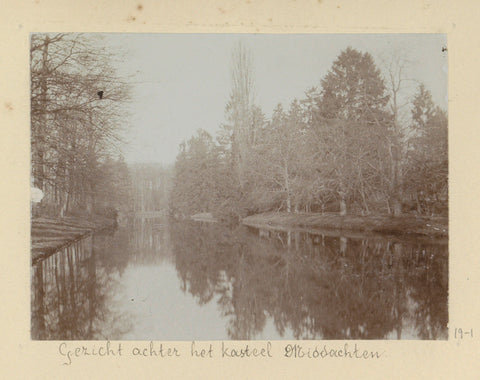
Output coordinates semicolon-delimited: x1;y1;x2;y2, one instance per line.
131;163;172;213
404;84;448;215
170;46;448;219
30;33;132;218
313;47;393;215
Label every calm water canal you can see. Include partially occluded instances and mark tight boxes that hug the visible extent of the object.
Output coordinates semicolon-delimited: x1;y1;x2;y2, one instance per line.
31;218;448;340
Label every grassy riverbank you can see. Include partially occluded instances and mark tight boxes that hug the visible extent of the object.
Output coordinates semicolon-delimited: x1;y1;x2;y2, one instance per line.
242;212;448;240
31;215;116;264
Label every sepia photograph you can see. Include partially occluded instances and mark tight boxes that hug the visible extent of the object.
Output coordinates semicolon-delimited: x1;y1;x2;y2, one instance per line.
30;33;448;341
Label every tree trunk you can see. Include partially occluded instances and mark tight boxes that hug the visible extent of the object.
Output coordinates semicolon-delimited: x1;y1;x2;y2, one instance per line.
415;193;422;214
60;191;69;217
340;236;347;255
391;152;403;217
33;36;50;191
339;193;347;216
284;159;292;213
392;197;402;216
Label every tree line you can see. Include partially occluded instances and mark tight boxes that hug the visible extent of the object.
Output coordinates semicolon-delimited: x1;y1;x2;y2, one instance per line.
30;34;132;219
170;45;448;221
131;163;173;214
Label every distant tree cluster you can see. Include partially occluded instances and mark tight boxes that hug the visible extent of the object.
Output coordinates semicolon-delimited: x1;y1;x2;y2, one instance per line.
171;45;448;220
131;163;173;213
30;33;132;218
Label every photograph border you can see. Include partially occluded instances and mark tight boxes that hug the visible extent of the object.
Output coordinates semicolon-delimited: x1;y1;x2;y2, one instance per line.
1;0;478;379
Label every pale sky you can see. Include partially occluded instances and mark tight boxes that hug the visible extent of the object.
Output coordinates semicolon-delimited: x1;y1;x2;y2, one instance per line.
101;34;447;165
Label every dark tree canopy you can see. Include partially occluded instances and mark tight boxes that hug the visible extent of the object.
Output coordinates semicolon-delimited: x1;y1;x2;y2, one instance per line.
319;47;389;124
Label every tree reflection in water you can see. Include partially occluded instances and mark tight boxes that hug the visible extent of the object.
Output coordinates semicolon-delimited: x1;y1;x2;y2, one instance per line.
31;219;447;340
31;219;174;340
169;221;448;340
31;228;133;340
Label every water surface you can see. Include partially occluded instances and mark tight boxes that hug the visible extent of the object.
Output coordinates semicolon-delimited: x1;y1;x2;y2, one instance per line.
31;218;448;340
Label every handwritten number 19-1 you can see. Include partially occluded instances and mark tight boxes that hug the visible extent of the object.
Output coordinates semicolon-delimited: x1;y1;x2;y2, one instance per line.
454;328;473;339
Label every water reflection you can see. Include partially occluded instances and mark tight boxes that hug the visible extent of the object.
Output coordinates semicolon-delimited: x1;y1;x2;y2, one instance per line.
170;221;448;340
31;230;133;340
31;218;448;340
31;219;174;340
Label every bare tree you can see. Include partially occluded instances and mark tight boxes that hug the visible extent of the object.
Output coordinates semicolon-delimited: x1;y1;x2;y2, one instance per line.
225;43;256;188
381;53;414;215
31;33;131;217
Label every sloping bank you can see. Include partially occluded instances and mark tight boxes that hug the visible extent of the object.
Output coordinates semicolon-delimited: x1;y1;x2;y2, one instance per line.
242;212;448;242
31;216;116;265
